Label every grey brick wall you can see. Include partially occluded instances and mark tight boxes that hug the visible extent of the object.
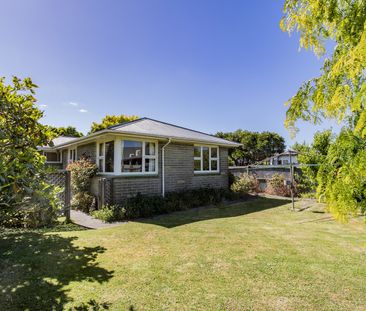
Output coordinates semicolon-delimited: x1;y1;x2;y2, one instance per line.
77;142;96;162
109;142;229;203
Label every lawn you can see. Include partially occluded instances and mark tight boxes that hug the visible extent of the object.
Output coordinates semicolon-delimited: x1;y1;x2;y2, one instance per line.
1;197;366;310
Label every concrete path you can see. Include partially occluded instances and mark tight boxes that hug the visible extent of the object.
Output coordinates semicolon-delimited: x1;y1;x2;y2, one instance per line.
70;210;126;229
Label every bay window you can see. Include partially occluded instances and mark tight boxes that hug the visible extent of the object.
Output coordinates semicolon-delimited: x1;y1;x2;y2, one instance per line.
194;145;219;173
121;140;157;173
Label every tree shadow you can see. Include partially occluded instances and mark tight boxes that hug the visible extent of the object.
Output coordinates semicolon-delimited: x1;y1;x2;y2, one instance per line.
136;197;290;228
0;230;114;311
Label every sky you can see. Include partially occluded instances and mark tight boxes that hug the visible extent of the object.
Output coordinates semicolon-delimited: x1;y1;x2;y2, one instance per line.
0;0;340;146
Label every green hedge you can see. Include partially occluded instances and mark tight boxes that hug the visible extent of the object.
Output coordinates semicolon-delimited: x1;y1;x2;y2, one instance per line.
92;188;244;223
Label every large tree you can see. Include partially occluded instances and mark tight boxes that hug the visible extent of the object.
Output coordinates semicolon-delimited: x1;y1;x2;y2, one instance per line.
216;130;285;165
0;77;59;227
89;114;139;134
281;0;366;220
48;126;83;137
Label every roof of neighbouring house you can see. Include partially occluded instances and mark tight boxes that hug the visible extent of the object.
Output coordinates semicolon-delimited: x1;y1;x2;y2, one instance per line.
48;117;242;148
39;136;79;150
269;149;299;159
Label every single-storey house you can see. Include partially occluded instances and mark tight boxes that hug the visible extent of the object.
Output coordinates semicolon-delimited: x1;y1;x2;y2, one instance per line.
267;150;298;166
40;118;240;204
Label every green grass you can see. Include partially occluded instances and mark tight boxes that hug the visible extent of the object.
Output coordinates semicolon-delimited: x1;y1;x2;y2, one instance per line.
1;198;366;310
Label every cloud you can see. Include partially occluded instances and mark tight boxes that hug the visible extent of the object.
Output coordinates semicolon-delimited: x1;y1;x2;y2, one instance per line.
39;104;48;108
79;109;88;113
68;102;79;106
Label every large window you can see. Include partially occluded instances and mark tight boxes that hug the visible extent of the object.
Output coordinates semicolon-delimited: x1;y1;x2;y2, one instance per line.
122;140;157;173
68;148;76;163
97;141;114;173
194;146;219;173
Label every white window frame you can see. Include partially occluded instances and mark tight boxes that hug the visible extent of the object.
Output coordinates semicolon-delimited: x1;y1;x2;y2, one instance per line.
68;148;77;163
97;140;115;173
194;145;219;174
121;138;159;176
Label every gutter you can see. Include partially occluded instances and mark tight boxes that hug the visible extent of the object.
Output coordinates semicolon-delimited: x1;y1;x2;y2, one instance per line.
161;138;172;197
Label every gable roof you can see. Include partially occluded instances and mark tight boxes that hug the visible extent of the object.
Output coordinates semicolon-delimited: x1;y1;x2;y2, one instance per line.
49;117;241;148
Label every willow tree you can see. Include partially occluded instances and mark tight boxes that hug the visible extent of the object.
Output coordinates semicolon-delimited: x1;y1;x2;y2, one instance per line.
281;0;366;220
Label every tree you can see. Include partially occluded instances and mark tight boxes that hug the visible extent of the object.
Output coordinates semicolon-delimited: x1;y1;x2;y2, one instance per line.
292;130;334;192
48;126;83;137
216;130;285;165
281;0;366;136
89;114;139;134
281;1;366;219
0;77;59;227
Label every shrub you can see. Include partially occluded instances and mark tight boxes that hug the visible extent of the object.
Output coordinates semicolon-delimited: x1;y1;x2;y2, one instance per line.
71;192;95;213
266;173;291;197
230;173;257;195
91;188;250;222
67;158;98;212
67;158;98;193
91;204;124;223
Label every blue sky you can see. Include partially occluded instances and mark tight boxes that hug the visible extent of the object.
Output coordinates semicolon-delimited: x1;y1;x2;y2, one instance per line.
0;1;339;146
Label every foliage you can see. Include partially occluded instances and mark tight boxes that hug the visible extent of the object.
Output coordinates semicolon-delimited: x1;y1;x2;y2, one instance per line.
316;129;366;221
47;125;83;138
89;114;139;134
0;76;61;227
92;188;246;222
67;159;98;192
230;173;257;195
67;159;98;213
266;173;291;197
281;1;366;136
216;130;285;165
293;130;334;192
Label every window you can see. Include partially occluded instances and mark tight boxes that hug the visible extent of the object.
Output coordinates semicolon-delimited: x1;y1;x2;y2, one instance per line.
194;146;219;173
44;151;61;163
97;141;114;173
68;148;76;163
122;140;157;173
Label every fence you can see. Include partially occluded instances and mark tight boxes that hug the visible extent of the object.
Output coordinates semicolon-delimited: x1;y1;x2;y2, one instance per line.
46;170;71;221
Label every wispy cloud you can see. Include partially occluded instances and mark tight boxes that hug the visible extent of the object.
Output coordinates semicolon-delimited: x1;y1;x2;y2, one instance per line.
79;109;88;113
68;101;79;106
39;104;48;108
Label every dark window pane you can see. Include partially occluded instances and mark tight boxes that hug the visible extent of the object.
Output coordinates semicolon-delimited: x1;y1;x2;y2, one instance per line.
122;140;142;172
105;141;114;172
45;152;59;162
202;147;209;170
145;158;156;172
99;159;104;172
194;159;201;171
145;142;156;156
211;147;218;158
211;160;218;171
99;143;104;156
194;146;201;157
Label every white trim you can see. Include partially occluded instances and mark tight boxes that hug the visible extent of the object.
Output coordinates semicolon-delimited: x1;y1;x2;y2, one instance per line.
193;145;220;174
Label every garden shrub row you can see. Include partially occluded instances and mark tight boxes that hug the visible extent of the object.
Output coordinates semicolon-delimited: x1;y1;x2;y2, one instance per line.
92;188;245;223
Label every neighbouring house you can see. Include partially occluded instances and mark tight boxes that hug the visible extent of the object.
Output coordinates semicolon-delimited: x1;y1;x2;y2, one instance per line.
267;149;298;166
39;118;241;205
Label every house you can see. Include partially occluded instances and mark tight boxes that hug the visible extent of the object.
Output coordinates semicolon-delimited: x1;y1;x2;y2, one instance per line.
268;149;298;166
39;118;241;204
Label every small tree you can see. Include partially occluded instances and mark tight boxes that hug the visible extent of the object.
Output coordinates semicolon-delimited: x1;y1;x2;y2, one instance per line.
230;173;257;195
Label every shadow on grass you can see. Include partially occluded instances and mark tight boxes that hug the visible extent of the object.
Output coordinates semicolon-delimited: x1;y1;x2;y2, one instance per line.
137;197;290;228
0;230;114;311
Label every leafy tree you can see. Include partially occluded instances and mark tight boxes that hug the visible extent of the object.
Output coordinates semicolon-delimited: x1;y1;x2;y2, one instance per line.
281;1;366;219
293;130;334;192
216;130;285;165
89;114;139;134
281;0;366;136
48;126;83;137
0;77;60;227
